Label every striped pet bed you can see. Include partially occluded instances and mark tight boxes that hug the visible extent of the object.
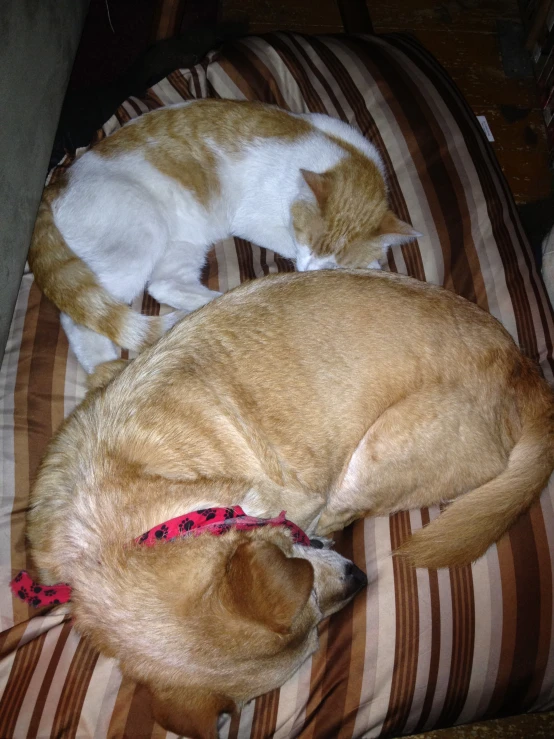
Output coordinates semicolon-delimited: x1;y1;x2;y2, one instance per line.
1;32;554;739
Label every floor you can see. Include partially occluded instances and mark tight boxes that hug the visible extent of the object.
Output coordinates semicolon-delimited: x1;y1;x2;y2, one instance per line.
71;0;553;211
220;0;553;209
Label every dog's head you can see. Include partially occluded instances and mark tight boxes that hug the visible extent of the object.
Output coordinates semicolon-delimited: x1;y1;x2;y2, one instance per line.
70;525;366;738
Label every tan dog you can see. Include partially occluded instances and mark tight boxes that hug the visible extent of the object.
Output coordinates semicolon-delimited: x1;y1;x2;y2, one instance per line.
28;270;554;738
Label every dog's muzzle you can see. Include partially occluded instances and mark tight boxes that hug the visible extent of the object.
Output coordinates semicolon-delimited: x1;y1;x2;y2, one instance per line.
345;562;368;598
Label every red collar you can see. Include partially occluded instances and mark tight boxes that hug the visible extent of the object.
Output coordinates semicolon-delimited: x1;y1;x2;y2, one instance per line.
11;506;310;608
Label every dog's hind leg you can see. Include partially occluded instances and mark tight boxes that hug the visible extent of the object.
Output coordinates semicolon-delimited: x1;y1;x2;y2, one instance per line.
317;385;512;536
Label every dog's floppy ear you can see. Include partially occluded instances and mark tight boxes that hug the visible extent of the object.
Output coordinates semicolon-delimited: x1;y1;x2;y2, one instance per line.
147;683;234;739
226;540;314;634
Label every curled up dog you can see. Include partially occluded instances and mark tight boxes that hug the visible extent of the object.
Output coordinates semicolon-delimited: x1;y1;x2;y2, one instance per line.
22;270;554;738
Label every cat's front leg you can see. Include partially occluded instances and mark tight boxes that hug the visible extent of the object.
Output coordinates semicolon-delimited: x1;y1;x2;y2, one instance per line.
147;279;222;313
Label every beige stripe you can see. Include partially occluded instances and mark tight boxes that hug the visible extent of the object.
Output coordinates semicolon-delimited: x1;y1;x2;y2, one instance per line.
12;622;69;737
102;114;122;139
93;660;125;739
34;628;81;737
264;250;283;276
237;697;256;738
216;237;242;293
534;483;554;710
403;509;433;733
301;605;330;739
409;506;451;730
182;60;213;99
219;712;232;739
350;518;377;736
149;77;187;106
205;63;249;101
0;275;32;629
241;36;309;112
356;515;395;736
475;545;505;715
279;35;344;118
51;320;69;432
74;655;123;739
105;675;137;737
121;100;141;122
250;246;266;280
63;352;87;418
129;96;150;115
455;552;493;723
273;656;314;738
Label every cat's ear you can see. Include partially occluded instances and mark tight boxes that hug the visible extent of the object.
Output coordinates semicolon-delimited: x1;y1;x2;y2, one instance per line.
301;170;331;209
378;211;421;247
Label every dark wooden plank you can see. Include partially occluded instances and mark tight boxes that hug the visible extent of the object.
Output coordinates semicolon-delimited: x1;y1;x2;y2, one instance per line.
337;0;374;33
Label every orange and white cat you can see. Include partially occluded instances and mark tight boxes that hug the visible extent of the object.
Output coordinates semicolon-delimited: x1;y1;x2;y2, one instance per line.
29;99;420;372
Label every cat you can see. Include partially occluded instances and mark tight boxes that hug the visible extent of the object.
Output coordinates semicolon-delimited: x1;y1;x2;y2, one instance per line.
29;99;420;372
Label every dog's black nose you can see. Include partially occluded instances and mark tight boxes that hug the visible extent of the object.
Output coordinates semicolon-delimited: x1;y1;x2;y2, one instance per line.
345;562;368;595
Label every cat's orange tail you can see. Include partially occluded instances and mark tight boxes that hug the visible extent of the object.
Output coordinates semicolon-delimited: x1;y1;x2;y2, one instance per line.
28;182;177;353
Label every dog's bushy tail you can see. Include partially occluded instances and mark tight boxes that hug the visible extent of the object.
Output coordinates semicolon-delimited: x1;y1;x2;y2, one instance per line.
29;184;179;352
397;362;554;569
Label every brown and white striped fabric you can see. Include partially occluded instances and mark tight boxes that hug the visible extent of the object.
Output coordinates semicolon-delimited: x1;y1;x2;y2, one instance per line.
1;32;553;738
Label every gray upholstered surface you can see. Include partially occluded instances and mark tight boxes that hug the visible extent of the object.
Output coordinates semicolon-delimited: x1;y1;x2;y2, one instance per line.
0;0;89;364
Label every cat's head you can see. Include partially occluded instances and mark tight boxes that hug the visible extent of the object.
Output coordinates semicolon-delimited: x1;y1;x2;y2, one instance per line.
292;156;420;271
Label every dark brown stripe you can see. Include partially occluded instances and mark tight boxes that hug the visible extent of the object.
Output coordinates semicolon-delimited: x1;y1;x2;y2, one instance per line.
226;710;242;739
189;65;201;98
166;68;193;100
126;98;144;119
0;621;28;660
251;688;279;739
218;42;291;108
202;246;220;292
438;564;475;726
413;508;441;733
140;291;160;318
309;525;356;738
283;35;348;119
234;237;257;283
524;502;553;707
115;105;132;126
273;254;295;274
122;682;156;738
485;534;517;717
0;629;47;738
500;510;543;715
27;292;60;476
50;319;69;434
259;247;271;277
337;519;367;738
142;88;165;110
26;621;73;738
106;675;137;737
256;34;328;113
51;635;99;738
382;511;419;735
